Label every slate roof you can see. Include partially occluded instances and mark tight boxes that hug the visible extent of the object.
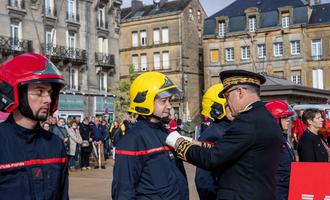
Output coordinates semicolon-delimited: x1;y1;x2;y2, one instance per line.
203;0;330;36
121;0;191;21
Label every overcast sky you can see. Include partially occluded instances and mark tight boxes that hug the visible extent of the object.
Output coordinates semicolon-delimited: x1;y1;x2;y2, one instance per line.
121;0;330;17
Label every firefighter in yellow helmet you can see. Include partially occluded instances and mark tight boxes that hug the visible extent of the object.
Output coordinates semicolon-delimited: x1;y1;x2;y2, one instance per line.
112;72;189;200
195;83;234;200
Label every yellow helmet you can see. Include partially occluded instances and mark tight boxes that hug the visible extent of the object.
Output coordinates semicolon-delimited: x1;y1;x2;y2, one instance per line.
128;72;182;115
201;83;226;120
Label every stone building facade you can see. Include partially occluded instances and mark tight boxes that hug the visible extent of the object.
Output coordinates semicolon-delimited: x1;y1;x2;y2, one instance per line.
120;0;206;121
203;0;330;95
0;0;122;120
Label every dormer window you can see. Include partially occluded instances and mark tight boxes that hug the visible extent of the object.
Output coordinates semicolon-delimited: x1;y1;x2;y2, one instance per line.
218;21;225;37
282;12;290;28
248;16;256;32
197;10;201;22
189;8;194;21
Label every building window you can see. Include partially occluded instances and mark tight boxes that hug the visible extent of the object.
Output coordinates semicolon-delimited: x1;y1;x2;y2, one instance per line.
311;39;322;60
154;52;161;70
140;30;147;46
273;42;283;57
132;55;139;71
67;32;76;58
197;10;201;22
162;51;170;69
67;0;76;21
189;8;194;21
140;54;147;71
198;29;202;39
10;20;22;50
210;49;219;63
248;16;256;32
97;7;106;28
69;68;78;90
225;48;234;62
153;29;160;45
162;28;169;44
241;46;250;60
218;21;225;37
291;74;301;84
290;40;300;55
282;13;290;28
45;0;54;16
99;72;107;92
132;32;138;47
257;44;266;58
313;69;324;89
46;29;56;53
98;37;108;54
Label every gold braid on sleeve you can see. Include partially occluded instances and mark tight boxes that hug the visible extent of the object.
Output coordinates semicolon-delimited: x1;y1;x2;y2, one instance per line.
176;140;193;161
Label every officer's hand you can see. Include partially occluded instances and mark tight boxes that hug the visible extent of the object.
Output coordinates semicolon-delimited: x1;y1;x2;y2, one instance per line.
166;131;192;149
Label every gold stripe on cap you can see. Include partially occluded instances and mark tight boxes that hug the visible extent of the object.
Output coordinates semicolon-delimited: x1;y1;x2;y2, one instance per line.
223;76;261;88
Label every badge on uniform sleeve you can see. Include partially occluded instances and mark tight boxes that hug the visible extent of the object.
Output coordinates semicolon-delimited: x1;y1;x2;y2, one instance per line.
32;167;43;180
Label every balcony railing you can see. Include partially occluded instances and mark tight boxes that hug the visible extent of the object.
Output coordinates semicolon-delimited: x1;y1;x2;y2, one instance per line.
8;0;25;9
95;52;115;67
43;6;57;17
96;19;108;29
66;11;79;23
42;43;87;64
0;35;33;54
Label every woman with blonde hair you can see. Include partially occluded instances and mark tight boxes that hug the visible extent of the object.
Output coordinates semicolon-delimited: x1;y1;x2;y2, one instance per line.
68;120;83;170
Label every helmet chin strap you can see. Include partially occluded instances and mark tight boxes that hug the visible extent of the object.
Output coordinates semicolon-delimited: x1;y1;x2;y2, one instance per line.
150;114;170;125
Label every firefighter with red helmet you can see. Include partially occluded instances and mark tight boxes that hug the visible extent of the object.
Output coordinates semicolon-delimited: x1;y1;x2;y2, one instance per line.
265;100;296;200
0;53;68;199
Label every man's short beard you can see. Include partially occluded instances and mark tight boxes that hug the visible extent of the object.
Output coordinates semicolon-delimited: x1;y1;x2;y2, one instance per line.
34;109;49;121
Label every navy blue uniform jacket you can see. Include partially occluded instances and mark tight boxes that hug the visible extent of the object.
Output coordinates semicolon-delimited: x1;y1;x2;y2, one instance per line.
184;101;282;200
112;118;189;200
195;120;230;200
0;116;69;200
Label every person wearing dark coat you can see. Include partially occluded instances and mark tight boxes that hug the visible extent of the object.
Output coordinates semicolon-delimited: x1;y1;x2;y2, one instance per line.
167;70;282;200
79;117;92;169
298;108;329;162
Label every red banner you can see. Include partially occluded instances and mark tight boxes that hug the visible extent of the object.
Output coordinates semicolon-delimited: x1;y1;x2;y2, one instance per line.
289;162;330;200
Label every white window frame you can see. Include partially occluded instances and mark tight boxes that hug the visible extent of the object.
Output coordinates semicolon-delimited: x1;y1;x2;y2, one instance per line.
311;39;322;60
189;8;194;21
241;46;250;60
67;32;76;58
10;21;22;50
162;51;170;69
67;0;76;21
257;44;266;58
132;32;138;47
153;29;160;45
140;54;147;71
282;15;290;28
225;48;234;62
197;10;201;22
99;71;107;92
153;52;161;70
97;7;106;28
132;55;139;71
248;16;256;32
218;21;225;37
273;42;283;57
140;31;147;46
291;75;301;85
70;68;78;90
45;0;54;16
312;69;324;89
162;28;169;44
290;40;300;55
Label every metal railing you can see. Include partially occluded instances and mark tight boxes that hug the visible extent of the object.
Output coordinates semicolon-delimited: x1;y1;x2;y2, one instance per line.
96;19;108;29
0;35;32;53
95;52;115;66
42;43;87;63
8;0;25;9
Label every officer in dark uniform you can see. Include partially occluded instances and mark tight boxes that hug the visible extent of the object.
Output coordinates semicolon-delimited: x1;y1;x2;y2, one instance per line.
0;53;68;199
265;100;296;200
167;70;282;200
195;83;233;200
112;72;189;200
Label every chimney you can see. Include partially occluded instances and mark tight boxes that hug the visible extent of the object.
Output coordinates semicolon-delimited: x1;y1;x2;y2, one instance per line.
132;0;143;12
314;0;321;5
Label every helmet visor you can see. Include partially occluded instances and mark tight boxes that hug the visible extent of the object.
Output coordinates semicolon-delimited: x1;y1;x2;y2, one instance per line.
157;87;182;99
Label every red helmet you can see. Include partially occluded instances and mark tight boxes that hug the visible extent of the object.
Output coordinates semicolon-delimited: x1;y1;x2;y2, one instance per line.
0;53;65;114
265;100;295;120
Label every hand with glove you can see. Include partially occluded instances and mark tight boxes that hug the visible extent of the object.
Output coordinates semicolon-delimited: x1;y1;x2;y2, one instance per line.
166;131;201;150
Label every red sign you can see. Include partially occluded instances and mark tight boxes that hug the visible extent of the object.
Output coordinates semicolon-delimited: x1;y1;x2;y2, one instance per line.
289;162;330;200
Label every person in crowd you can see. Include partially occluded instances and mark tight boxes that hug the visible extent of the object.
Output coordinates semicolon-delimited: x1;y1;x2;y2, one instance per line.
174;113;183;133
42;121;50;131
200;116;212;133
0;53;68;199
79;117;92;170
122;112;138;133
67;120;82;171
52;117;70;153
291;110;307;148
168;114;178;132
109;119;124;159
101;118;111;160
91;116;107;169
49;115;57;132
265;100;296;200
166;69;283;200
298;108;329;162
112;72;189;200
194;83;234;200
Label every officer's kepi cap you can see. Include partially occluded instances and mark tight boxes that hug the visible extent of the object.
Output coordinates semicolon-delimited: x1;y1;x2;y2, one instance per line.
219;69;266;96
